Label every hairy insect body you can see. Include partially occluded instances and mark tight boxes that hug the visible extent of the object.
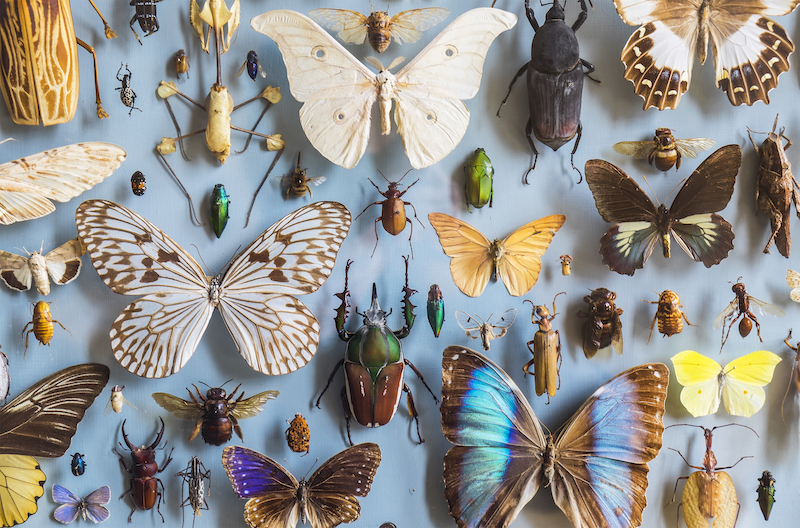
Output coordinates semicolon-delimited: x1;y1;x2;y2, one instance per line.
22;300;67;355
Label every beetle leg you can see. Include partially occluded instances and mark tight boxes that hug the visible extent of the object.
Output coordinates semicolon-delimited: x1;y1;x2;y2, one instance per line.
155;478;166;522
113;447;132;473
523;0;539;31
75;38;108;119
569;124;584;183
572;0;588;32
316;359;345;407
523;341;535;377
370;218;382;257
556;329;562;390
523;119;539;184
405;200;424;229
580;59;601;84
403;385;424;444
353;202;381;222
339;387;354;446
404;359;438;404
130;15;143;45
496;62;529;117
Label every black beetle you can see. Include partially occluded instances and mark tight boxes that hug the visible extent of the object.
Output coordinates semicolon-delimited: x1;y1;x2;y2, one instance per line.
497;0;598;184
130;0;163;45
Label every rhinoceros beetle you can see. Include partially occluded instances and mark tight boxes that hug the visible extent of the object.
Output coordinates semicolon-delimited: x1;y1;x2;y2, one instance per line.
114;418;174;522
315;257;438;445
497;0;598;184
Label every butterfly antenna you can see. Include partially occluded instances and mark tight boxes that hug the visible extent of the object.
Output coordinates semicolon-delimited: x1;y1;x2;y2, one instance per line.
245;147;284;228
158;151;204;226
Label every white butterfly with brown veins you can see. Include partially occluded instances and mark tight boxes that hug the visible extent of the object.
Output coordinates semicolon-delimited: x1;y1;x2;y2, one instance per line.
613;0;799;110
0;239;85;295
251;8;516;169
75;200;351;378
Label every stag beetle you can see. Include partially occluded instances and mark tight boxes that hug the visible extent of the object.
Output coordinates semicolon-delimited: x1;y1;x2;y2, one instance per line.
498;0;598;184
115;418;174;522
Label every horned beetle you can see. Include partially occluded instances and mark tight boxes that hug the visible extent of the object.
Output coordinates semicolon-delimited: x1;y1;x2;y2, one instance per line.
130;0;163;44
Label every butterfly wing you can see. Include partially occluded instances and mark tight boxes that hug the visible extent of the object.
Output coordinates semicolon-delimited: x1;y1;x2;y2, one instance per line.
787;269;800;302
496;215;565;296
0;455;44;526
251;10;378;169
0;364;109;457
389;8;450;43
304;443;382;528
671;350;722;417
218;201;351;375
549;363;668;528
43;238;85;287
393;8;516;169
455;311;484;340
82;486;110;523
0;143;125;225
0;251;30;292
428;213;493;298
222;446;301;528
487;309;517;337
441;346;547;528
52;484;81;524
721;350;781;417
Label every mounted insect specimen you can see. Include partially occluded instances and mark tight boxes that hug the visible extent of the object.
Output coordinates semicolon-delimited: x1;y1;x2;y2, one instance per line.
251;8;516;169
237;51;265;81
613;0;797;109
76;200;351;378
578;287;623;358
130;171;147;196
0;238;84;295
175;456;210;528
209;184;229;238
316;258;438;445
283;152;326;199
0;347;8;403
428;213;565;297
285;413;310;455
22;300;69;357
70;452;86;476
130;0;163;44
174;50;189;79
0;363;109;527
309;6;449;53
152;383;278;445
223;443;381;528
787;269;800;302
781;330;800;424
645;290;693;341
667;424;756;528
105;385;136;415
463;148;493;211
442;347;668;528
426;285;444;338
523;293;563;402
354;171;422;258
455;309;517;352
748;115;800;257
115;64;141;115
714;278;784;352
0;143;125;225
497;0;598;183
757;470;776;520
671;350;781;417
585;144;741;275
0;0;115;125
559;254;572;275
52;485;110;524
613;128;715;171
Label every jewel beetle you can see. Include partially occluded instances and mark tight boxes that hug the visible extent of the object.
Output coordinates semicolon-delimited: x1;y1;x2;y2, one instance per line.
426;284;444;338
757;470;776;520
210;184;230;238
316;257;438;445
463;148;493;211
70;452;87;476
497;0;598;183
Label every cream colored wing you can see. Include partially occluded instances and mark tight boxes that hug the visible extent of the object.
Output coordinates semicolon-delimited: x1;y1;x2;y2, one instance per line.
428;213;493;298
251;10;378;169
44;238;85;287
393;8;516;169
0;143;125;225
496;215;566;297
308;9;369;44
0;251;30;292
674;138;715;158
389;8;450;44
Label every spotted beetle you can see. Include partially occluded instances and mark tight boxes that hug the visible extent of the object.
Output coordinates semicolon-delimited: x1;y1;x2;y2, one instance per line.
116;64;142;115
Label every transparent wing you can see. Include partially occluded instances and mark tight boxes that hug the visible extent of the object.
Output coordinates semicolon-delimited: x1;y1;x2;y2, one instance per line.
487;309;517;336
230;390;279;420
389;8;449;43
455;311;483;340
713;298;738;329
308;9;369;44
151;393;204;421
747;296;786;318
674;138;715;158
612;140;656;159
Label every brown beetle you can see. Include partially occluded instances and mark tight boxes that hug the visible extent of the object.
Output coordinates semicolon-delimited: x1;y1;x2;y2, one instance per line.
613;128;715;172
115;418;174;522
714;279;784;352
577;287;622;359
174;49;189;80
523;293;563;402
645;290;693;342
354;171;423;257
748;114;800;257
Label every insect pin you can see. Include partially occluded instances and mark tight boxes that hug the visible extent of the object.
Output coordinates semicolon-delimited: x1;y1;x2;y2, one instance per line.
175;456;210;528
237;50;266;81
174;49;189;80
714;278;784;352
105;384;136;415
131;171;146;196
645;290;693;342
22;300;69;357
129;0;163;44
70;452;86;476
285;413;310;455
757;470;776;520
283;152;326;199
115;64;141;115
523;293;563;402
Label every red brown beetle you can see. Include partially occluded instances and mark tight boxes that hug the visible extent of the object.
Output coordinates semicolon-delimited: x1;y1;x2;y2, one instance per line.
354;171;423;257
115;418;174;522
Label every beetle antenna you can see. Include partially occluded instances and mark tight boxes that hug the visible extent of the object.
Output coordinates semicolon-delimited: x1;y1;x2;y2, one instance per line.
552;291;565;313
376;169;391;184
396;169;413;185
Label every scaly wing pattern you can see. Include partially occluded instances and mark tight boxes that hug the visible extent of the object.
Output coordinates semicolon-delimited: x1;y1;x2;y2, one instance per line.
0;455;44;527
496;215;565;296
428;213;493;298
0;251;30;291
721;350;781;417
43;237;85;286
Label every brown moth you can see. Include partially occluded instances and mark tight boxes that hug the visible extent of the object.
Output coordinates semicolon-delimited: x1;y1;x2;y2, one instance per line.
748;115;800;257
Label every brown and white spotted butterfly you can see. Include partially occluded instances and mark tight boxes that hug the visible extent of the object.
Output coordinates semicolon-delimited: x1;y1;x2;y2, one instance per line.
613;0;799;110
75;199;351;378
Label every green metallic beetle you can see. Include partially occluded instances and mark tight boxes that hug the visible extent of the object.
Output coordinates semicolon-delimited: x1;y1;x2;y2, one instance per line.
315;257;438;445
426;284;444;338
464;148;494;212
757;470;775;520
210;184;230;238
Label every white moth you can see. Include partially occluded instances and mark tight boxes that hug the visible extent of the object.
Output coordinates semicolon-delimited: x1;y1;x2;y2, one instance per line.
0;238;85;295
456;309;517;351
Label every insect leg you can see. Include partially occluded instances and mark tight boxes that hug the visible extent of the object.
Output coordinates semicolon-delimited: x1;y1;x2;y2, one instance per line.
523;119;539;185
130;15;143;45
315;359;344;407
85;0;116;39
749;311;763;341
496;62;529;117
75;38;108;119
339;387;354;446
370;218;381;258
523;340;535;376
569;124;583;183
403;384;424;444
404;358;438;404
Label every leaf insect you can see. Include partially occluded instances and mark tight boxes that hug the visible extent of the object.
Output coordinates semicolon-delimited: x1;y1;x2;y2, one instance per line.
714;278;784;353
644;290;694;342
523;293;564;403
748;114;800;257
0;238;85;296
612;128;715;172
22;300;70;358
237;50;266;81
283;152;326;199
175;456;211;528
455;309;517;352
115;64;141;115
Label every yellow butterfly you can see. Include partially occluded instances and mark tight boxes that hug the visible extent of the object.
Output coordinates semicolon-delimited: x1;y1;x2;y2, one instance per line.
428;213;565;297
671;350;781;417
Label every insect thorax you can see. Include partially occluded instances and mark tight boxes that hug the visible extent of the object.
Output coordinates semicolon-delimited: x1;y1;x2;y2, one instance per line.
208;278;221;305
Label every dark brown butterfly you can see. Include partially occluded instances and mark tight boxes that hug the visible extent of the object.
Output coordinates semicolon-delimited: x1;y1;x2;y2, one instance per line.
585;144;741;275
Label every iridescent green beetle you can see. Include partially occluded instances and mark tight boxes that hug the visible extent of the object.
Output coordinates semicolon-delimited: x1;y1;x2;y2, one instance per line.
210;184;230;238
426;284;444;338
757;470;776;520
463;148;494;212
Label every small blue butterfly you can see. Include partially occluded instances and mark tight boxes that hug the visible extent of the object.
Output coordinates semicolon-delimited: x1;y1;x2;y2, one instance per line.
52;485;110;524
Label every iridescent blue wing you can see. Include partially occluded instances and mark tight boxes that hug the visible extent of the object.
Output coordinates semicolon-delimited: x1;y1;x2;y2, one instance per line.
550;363;669;528
52;484;81;524
441;346;547;528
221;446;300;528
83;486;110;523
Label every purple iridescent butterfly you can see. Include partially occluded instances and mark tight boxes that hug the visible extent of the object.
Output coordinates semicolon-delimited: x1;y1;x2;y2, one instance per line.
222;443;380;528
52;484;110;524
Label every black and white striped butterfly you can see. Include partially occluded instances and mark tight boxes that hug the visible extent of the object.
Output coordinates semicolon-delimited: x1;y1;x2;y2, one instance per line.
75;200;351;378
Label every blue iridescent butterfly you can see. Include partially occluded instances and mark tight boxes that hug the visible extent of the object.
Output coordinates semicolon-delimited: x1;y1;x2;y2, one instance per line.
222;443;381;528
52;484;110;524
441;346;669;528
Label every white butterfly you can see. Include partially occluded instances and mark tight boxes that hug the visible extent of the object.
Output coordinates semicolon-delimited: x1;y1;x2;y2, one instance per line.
75;200;351;378
0;143;125;225
0;238;85;296
612;0;799;109
787;269;800;302
250;8;516;169
455;309;517;351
